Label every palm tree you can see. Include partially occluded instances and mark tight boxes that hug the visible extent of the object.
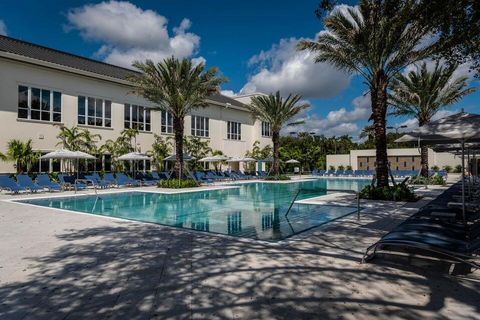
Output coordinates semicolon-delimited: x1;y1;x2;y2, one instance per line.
128;57;226;178
1;139;38;173
247;92;310;175
56;126;84;151
298;0;442;187
120;128;139;152
390;61;475;176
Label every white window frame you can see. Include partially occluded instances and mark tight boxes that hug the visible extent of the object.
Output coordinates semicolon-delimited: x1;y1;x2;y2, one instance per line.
227;121;241;140
77;96;112;128
161;110;173;134
191;115;209;137
261;121;272;137
18;85;62;123
124;104;151;132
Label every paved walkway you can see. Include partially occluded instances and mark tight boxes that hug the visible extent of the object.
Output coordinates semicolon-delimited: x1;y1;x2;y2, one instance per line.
0;186;479;319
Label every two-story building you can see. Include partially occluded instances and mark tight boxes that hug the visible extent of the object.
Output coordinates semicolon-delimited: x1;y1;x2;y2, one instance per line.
0;35;272;173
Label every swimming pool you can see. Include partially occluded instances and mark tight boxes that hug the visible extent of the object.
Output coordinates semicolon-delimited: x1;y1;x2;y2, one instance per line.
17;178;370;241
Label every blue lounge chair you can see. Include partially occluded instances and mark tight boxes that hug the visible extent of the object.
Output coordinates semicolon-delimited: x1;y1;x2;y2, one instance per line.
0;175;26;194
116;173;140;187
135;172;157;186
17;174;43;193
103;173;118;186
58;174;87;190
36;174;62;191
85;175;110;189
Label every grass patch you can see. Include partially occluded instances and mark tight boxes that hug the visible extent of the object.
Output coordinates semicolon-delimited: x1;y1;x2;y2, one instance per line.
158;179;198;188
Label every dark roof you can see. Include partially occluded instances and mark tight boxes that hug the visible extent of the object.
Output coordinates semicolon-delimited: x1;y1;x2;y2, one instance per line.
0;35;138;80
0;35;245;108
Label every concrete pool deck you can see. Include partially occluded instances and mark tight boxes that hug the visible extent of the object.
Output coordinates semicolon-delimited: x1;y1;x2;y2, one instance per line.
0;183;479;319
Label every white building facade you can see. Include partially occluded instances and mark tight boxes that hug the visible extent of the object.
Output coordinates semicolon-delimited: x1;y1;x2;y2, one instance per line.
326;148;462;171
0;36;272;173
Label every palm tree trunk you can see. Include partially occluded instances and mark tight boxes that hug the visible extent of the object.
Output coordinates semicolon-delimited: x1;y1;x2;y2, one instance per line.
371;74;389;188
272;131;280;175
420;143;429;177
173;116;184;179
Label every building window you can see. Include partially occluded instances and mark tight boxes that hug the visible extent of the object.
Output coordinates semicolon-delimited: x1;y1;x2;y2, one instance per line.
191;115;209;137
18;85;61;122
404;161;407;167
261;121;272;137
412;156;415;162
161;110;173;134
227;121;241;140
77;96;111;127
124;104;151;131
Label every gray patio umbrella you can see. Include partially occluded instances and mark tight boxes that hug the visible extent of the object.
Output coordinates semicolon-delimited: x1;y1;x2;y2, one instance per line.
395;112;480;223
40;149;96;179
118;152;152;178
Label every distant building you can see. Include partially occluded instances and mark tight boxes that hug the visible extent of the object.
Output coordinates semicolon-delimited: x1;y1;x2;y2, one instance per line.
326;148;461;171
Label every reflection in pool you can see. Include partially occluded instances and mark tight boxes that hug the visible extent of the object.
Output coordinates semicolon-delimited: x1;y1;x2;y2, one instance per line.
18;179;370;241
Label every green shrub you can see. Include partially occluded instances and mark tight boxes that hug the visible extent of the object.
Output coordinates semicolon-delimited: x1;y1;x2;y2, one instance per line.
409;175;446;186
329;165;335;170
453;165;462;173
264;175;291;181
346;165;352;170
158;179;198;188
443;165;452;173
431;165;439;172
338;165;345;170
360;184;417;202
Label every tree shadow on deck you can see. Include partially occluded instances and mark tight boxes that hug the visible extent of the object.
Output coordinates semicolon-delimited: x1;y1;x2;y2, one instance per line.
0;222;479;320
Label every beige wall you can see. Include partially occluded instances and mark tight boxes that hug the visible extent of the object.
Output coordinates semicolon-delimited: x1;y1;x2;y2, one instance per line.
327;148;462;171
0;58;271;172
326;154;351;169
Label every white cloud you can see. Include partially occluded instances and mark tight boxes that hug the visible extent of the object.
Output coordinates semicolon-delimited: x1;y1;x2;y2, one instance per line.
66;1;202;68
0;20;7;36
282;93;371;138
240;37;351;98
220;90;237;97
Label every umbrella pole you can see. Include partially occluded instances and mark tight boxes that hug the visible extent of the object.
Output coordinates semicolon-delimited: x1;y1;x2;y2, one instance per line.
461;139;466;225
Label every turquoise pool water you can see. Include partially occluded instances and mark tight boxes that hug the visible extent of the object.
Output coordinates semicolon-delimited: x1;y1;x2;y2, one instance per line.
18;178;370;241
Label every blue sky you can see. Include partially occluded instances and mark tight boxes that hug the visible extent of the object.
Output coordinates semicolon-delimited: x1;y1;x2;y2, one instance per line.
0;0;478;138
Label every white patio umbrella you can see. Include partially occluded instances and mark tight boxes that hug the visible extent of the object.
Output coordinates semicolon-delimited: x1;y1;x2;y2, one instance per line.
118;152;152;178
395;112;480;223
199;155;230;162
164;153;195;161
40;149;96;179
226;157;256;162
285;159;300;164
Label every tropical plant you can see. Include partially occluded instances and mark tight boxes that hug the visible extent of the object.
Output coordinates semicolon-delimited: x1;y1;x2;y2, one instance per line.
247;91;310;175
1;139;38;173
158;179;198;189
454;164;462;173
211;149;227;172
147;134;171;171
245;141;272;172
431;165;440;172
390;62;475;176
443;165;452;173
360;183;417;202
298;0;443;187
128;57;226;178
183;136;212;171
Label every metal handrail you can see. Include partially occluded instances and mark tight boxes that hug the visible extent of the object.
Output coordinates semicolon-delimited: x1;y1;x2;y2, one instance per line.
285;188;362;220
74;178;98;195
